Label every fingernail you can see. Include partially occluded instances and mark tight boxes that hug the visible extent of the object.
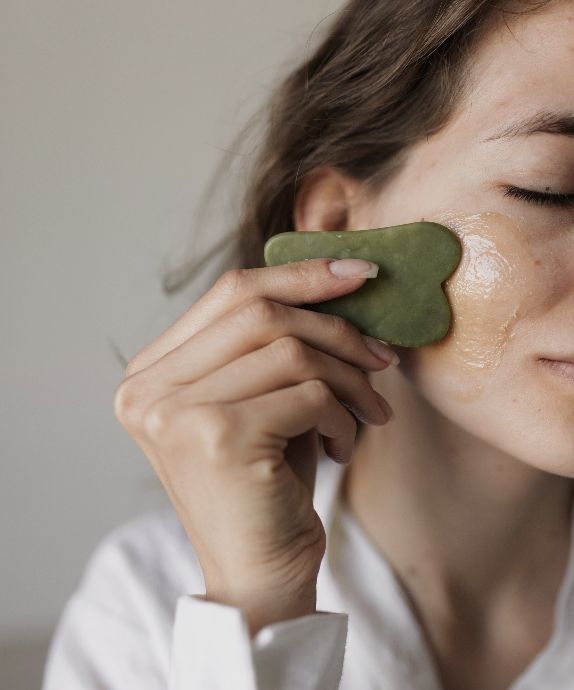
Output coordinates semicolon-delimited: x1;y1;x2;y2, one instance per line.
375;392;395;421
328;258;379;279
362;336;400;366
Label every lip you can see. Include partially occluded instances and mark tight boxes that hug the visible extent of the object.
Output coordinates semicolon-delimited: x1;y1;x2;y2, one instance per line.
538;358;574;384
539;356;574;365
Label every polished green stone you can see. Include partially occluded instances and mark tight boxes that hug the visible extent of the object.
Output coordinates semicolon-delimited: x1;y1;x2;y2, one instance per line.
263;222;462;347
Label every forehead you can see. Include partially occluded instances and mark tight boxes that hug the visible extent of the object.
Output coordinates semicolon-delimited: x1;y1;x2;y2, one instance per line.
451;1;574;136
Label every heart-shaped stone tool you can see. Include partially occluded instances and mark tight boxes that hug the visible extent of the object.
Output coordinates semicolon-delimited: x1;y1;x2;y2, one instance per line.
263;222;462;347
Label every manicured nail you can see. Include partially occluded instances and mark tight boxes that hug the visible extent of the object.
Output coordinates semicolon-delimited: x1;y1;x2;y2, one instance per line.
328;258;379;278
362;335;400;366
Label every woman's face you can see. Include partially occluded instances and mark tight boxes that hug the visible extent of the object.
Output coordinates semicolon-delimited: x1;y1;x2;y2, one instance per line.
357;1;574;477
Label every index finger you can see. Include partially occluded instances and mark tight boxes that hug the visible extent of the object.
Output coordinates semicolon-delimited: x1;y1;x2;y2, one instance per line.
126;257;378;377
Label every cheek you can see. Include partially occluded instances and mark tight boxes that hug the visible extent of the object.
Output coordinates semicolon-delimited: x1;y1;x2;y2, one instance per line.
406;211;552;403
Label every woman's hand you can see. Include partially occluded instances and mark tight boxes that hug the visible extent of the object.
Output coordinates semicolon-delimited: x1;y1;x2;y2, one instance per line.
113;257;397;636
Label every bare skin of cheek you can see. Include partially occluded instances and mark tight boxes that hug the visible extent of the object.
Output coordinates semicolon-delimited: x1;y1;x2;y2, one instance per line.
415;211;539;403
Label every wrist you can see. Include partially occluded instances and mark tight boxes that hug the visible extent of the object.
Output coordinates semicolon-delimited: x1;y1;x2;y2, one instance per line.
204;582;317;639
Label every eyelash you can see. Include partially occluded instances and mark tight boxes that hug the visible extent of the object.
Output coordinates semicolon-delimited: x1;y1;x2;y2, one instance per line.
503;185;574;208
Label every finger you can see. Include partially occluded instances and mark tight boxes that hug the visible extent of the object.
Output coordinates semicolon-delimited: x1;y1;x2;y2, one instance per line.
130;297;396;393
127;258;379;376
168;336;390;427
138;381;354;474
239;379;359;465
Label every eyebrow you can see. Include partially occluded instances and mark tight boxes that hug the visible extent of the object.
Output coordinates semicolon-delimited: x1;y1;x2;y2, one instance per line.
482;110;574;142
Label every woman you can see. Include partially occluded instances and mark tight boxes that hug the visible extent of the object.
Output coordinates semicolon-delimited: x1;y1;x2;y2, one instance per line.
42;0;574;688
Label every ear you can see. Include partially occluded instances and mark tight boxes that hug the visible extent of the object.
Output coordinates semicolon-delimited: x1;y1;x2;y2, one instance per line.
293;166;365;232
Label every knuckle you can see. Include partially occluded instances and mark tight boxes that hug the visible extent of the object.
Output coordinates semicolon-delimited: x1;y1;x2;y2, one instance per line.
216;268;248;296
239;296;277;324
193;404;237;465
113;376;144;430
250;456;283;484
272;335;310;367
142;401;237;464
142;399;173;442
303;378;332;404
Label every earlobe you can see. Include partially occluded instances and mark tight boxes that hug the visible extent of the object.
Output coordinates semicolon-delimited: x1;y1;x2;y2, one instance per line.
293;166;360;233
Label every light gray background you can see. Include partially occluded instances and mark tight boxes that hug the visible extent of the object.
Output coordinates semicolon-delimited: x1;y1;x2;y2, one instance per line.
1;1;342;687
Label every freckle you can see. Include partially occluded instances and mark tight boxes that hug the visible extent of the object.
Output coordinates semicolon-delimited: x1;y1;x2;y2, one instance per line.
512;398;517;403
534;259;541;266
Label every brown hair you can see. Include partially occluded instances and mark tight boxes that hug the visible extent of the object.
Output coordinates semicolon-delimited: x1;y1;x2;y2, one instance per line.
112;0;553;452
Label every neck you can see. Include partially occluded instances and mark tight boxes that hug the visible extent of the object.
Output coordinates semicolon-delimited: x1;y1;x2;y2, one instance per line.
343;367;574;623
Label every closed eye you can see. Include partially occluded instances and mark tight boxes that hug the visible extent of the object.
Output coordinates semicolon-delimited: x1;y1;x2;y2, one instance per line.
503;185;574;208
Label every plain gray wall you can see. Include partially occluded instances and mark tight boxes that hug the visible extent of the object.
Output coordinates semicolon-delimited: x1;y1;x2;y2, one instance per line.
0;1;342;687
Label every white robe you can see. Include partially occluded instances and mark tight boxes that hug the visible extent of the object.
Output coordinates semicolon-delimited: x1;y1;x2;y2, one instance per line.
42;456;574;689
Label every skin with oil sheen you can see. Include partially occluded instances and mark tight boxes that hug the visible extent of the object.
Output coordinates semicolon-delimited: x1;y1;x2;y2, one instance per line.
427;210;534;402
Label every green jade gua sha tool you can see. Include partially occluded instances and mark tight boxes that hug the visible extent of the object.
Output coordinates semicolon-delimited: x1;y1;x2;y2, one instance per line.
263;222;462;348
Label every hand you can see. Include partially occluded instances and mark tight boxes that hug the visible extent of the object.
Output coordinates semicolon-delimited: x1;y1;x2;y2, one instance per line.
113;258;397;636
